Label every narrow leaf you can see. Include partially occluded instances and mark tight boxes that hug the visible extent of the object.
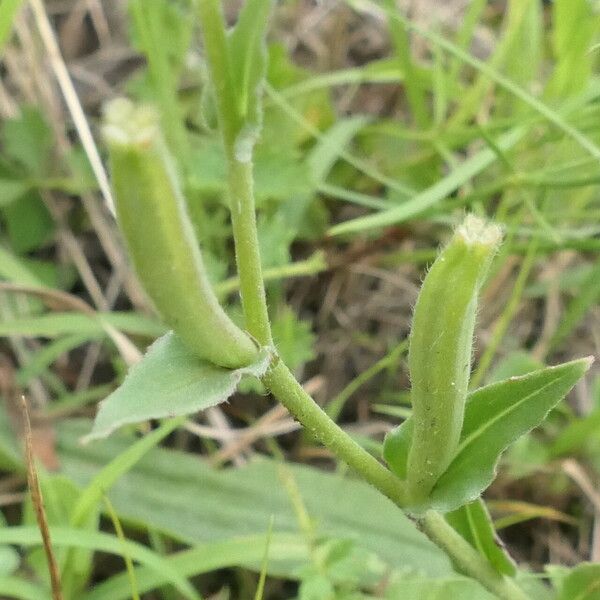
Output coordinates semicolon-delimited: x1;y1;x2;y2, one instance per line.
446;498;516;576
430;358;592;511
555;563;600;600
0;526;200;600
306;116;369;184
0;178;29;205
384;359;592;512
227;0;273;160
86;332;270;441
59;419;452;579
383;417;412;480
0;0;23;53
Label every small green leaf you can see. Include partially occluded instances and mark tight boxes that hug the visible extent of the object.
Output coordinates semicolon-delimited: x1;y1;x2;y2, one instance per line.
306;116;369;185
2;191;54;253
384;569;495;599
383;418;412;480
1;108;52;175
0;511;19;576
554;563;600;600
86;332;270;441
271;307;316;372
550;408;600;458
446;498;516;577
0;0;24;53
385;359;592;511
0;526;200;600
547;0;597;98
227;0;273;160
430;358;592;511
0;177;29;205
0;405;22;472
487;351;544;383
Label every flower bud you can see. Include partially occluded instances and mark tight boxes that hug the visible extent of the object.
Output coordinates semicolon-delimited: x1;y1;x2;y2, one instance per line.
406;215;502;503
103;98;258;368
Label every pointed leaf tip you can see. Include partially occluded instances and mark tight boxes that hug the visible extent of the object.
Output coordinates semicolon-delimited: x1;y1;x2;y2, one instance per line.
83;332;270;443
428;357;592;511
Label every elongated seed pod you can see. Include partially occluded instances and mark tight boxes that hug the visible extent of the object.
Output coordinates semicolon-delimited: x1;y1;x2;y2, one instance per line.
103;98;258;368
406;215;502;504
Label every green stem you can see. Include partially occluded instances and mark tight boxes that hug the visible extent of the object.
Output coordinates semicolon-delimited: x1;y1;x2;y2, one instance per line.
263;360;408;507
196;4;529;598
226;158;272;345
419;512;530;600
196;0;272;346
264;362;529;600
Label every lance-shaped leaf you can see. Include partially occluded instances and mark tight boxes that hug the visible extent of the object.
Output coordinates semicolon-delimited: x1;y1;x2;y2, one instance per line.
554;563;600;600
384;358;592;512
227;0;273;161
429;357;592;511
85;332;270;442
446;498;516;577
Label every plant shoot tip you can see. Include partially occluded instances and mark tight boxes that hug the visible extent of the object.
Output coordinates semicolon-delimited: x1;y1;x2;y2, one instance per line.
102;97;160;147
456;214;503;248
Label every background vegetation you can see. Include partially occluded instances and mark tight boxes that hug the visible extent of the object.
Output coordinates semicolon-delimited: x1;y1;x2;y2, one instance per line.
1;0;600;598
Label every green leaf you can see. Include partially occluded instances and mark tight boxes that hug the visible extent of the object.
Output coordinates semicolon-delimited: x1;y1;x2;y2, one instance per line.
385;359;592;511
0;311;166;339
547;0;597;98
383;417;412;480
1;108;52;175
0;0;23;53
0;510;20;577
446;498;516;576
554;563;600;600
430;358;592;511
306;116;369;184
384;570;494;599
254;147;312;201
58;419;453;579
2;191;54;253
550;408;600;458
0;526;200;600
487;351;544;383
0;404;21;472
86;332;270;440
84;533;307;600
0;177;29;205
257;210;295;269
0;547;19;576
227;0;273;159
0;577;49;600
328;126;526;236
271;307;316;372
16;333;100;386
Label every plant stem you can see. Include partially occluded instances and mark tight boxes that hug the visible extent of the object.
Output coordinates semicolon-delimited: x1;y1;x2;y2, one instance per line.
265;362;530;600
226;158;272;345
419;511;530;600
263;360;408;507
197;4;530;599
196;0;272;346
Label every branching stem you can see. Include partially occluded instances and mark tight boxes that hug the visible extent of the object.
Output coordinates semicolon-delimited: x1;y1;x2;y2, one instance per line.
197;3;530;599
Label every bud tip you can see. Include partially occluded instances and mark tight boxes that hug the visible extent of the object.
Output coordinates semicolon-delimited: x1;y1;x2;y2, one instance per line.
456;214;503;248
102;97;159;147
